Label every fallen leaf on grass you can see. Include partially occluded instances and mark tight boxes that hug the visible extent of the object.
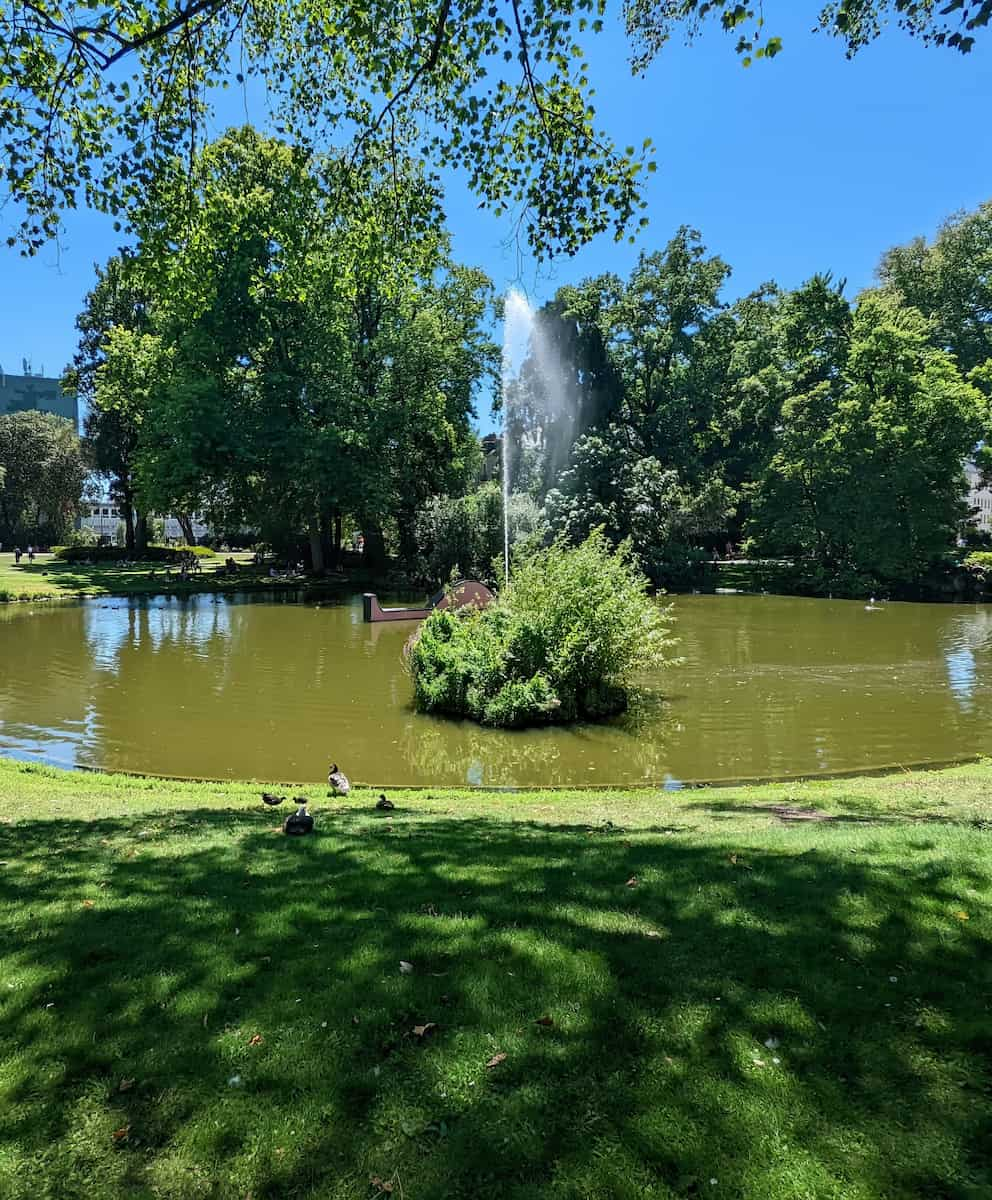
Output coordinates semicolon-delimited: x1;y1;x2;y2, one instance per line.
81;900;95;909
248;1034;263;1046
399;961;414;974
955;910;970;921
626;876;639;888
645;930;663;939
412;1023;436;1038
535;1016;555;1028
118;1078;135;1093
485;1053;507;1069
370;1177;394;1194
111;1126;130;1142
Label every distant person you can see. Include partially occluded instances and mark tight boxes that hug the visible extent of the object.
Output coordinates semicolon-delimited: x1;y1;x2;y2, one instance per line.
725;540;734;558
14;546;22;564
27;545;35;564
357;533;365;553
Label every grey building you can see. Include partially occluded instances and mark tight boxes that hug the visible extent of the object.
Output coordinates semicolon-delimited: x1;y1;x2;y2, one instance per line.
0;361;78;426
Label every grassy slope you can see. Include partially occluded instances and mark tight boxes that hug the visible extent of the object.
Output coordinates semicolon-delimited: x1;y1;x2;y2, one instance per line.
0;758;990;1199
0;551;283;602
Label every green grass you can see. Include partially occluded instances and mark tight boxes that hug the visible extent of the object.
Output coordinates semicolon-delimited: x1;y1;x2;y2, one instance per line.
0;758;990;1199
0;551;286;602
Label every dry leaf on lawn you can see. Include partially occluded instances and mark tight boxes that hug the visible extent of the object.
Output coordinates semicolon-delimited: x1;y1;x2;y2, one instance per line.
626;876;638;888
412;1022;436;1038
118;1078;135;1092
111;1126;130;1142
535;1016;555;1027
248;1034;263;1046
485;1052;507;1069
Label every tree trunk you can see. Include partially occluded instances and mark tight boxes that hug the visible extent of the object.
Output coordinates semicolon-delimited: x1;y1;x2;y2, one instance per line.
396;507;419;567
121;488;135;552
319;504;333;571
178;513;195;545
308;519;325;574
135;511;149;552
333;511;343;567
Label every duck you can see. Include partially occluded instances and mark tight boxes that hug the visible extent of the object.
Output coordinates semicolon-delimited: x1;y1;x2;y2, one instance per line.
328;763;351;796
376;793;395;811
261;792;286;806
284;803;315;836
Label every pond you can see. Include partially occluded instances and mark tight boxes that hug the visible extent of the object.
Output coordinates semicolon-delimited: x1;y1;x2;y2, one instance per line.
2;592;991;787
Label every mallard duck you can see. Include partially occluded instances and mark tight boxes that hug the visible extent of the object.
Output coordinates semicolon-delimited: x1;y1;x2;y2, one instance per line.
376;793;395;811
284;803;314;836
261;792;286;806
327;763;350;796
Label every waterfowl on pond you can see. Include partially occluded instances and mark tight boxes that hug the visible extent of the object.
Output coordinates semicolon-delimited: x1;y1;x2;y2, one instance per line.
261;792;286;806
376;793;395;811
328;763;350;795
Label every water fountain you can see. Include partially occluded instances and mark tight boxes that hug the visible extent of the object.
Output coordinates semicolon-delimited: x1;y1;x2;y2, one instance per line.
500;288;576;584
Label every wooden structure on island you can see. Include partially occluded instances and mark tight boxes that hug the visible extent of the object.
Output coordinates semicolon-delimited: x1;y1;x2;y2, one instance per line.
363;579;494;623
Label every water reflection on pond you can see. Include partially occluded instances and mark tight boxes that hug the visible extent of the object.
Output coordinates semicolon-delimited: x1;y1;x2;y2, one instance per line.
2;592;992;786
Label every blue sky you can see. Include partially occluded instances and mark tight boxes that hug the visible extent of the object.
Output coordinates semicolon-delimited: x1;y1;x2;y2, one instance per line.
1;6;989;433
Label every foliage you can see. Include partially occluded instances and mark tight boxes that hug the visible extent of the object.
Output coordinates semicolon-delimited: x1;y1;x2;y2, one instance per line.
416;482;547;586
626;0;990;71
963;550;992;581
546;434;736;584
67;254;152;552
748;289;989;582
0;0;654;256
877;198;992;374
407;530;673;727
0;411;88;545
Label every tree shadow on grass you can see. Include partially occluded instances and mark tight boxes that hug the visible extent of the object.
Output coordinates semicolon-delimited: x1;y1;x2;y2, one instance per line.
0;806;989;1199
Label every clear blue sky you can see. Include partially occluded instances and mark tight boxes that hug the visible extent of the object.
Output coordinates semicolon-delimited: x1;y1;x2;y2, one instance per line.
1;7;989;431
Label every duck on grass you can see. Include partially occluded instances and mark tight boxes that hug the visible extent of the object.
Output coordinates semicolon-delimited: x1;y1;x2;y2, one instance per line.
406;530;674;728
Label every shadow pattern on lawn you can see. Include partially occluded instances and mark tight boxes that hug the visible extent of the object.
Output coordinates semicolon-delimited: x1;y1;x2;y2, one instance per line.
0;806;989;1199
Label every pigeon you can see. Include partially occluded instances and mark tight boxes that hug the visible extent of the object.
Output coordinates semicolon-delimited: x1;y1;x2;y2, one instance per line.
376;793;395;811
284;804;314;836
261;792;286;806
327;763;351;796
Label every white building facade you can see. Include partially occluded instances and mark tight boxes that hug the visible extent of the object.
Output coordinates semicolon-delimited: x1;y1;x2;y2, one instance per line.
966;462;992;534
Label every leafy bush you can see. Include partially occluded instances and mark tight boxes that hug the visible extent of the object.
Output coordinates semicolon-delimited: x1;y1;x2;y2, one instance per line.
416;482;547;587
52;544;215;563
407;530;674;728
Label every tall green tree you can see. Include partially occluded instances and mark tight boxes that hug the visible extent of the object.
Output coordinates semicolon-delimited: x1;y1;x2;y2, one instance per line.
748;289;989;582
119;128;494;571
0;410;88;545
876;198;992;375
66;255;152;551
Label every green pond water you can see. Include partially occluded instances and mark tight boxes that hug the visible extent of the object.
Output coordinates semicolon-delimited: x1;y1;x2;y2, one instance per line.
1;592;991;787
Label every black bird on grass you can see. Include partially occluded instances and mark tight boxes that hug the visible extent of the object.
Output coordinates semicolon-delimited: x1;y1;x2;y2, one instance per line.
261;792;286;806
376;793;395;811
284;803;314;836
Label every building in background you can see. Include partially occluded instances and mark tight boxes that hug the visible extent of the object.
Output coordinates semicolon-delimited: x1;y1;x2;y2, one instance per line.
965;461;992;534
0;359;78;426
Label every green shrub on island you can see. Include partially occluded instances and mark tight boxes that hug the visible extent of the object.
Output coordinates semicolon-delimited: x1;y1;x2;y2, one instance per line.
407;530;674;728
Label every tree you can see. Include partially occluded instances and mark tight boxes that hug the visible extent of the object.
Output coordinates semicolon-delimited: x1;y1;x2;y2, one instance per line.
0;410;88;544
66;255;152;551
115;128;494;571
0;0;654;256
877;198;992;375
748;289;989;583
626;1;990;70
546;433;735;583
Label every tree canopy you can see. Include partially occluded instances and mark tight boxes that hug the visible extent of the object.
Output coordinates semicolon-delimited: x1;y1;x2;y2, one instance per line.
3;0;987;254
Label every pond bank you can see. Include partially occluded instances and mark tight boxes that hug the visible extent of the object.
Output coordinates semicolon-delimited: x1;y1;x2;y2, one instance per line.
0;756;988;1199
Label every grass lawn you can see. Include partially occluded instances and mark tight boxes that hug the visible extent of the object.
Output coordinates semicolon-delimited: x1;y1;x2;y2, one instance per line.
0;552;281;602
0;758;989;1199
